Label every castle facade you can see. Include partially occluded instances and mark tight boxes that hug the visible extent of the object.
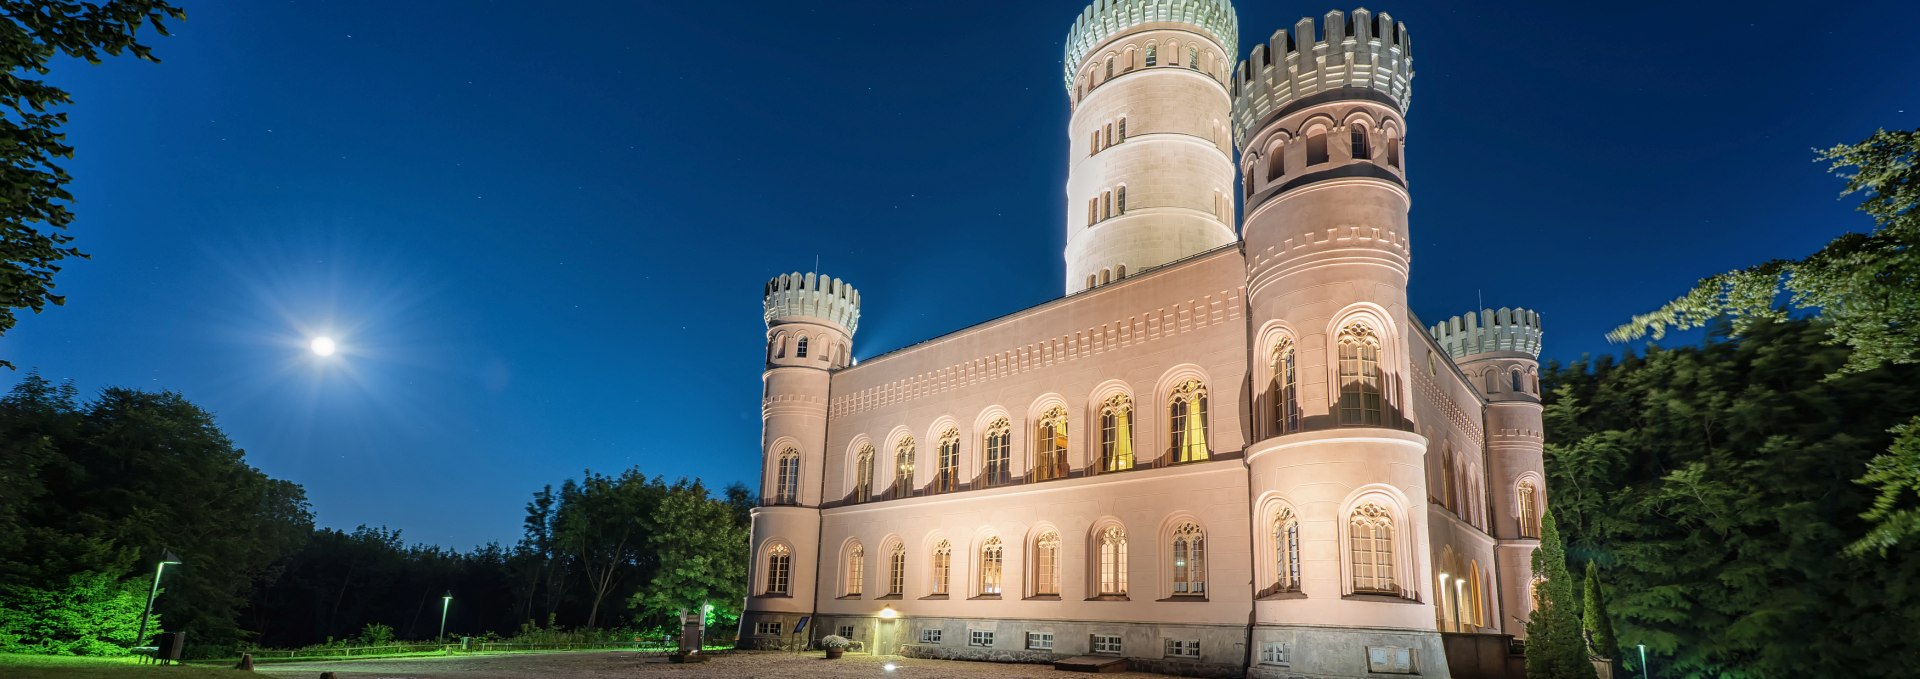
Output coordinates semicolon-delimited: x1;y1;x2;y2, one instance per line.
741;4;1548;677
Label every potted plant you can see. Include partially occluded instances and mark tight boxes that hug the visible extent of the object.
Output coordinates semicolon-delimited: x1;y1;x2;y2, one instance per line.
819;635;854;659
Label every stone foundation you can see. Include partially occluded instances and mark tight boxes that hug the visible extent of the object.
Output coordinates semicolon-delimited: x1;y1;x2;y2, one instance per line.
1248;624;1449;679
809;615;1243;678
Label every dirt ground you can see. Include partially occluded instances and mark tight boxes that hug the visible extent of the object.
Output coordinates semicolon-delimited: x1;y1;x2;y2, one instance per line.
252;650;1178;678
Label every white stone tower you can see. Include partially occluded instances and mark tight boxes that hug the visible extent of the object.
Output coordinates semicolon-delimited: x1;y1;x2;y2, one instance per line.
741;272;859;646
1061;0;1240;294
1235;9;1444;677
1431;307;1546;638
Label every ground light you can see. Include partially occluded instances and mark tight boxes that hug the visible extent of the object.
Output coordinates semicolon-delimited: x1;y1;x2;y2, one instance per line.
439;591;453;643
135;552;182;647
1638;643;1649;679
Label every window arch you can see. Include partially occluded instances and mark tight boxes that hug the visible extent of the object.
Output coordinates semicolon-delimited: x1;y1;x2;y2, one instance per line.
1351;125;1370;160
1271;336;1299;435
795;335;809;358
1469;560;1486;628
1265;138;1287;181
1096;525;1128;596
893;436;915;500
983;417;1011;486
1349;503;1397;594
1171;522;1206;596
853;445;874;503
774;448;799;505
979;536;1004;596
935;428;960;494
765;543;792;595
845;542;865;596
1511;369;1525;393
1517;482;1540;538
931;540;952;595
1168;379;1210;462
1274;508;1302;593
1033;531;1062;596
1033;406;1069;481
1100;394;1135;472
1337;323;1386;425
887;542;906;596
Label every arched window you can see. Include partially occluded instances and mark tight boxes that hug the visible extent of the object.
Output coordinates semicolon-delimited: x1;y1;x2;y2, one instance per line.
1274;508;1302;593
1337;324;1386;425
1104;122;1113;146
774;448;799;505
1033;531;1061;596
1272;337;1298;435
1511;369;1525;393
1086;274;1097;289
1102;190;1112;219
853;445;874;503
1440;443;1457;511
845;542;864;596
772;332;787;359
1351;126;1370;160
765;544;792;595
1349;503;1396;594
1307;132;1329;166
1033;406;1069;481
1117;117;1126;142
935;428;959;494
932;540;952;595
1125;47;1137;71
893;436;915;500
1168;379;1210;463
1517;482;1539;538
1469;561;1486;627
1101;268;1111;285
796;336;809;358
1171;523;1206;596
888;542;906;596
979;537;1004;596
1387;136;1402;168
1089;130;1100;156
1097;526;1128;596
1115;264;1126;278
1145;45;1157;67
1116;185;1126;214
1100;394;1135;472
1187;47;1198;69
1105;56;1114;79
983;418;1011;486
1265;140;1287;181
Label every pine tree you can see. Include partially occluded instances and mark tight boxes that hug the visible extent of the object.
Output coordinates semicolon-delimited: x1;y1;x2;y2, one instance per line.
1526;509;1596;679
1581;562;1619;661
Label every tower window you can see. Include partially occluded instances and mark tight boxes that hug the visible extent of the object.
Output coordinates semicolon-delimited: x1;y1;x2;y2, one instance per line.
1104;123;1113;147
1349;503;1397;594
1351;126;1370;160
1337;323;1385;425
1102;191;1112;220
765;544;792;595
1265;140;1286;182
1105;56;1114;79
1145;45;1157;67
1117;117;1126;142
1116;186;1126;214
1188;47;1198;69
1517;483;1540;538
1272;337;1299;435
1274;508;1302;593
1307;133;1329;166
795;336;809;358
774;448;799;505
1388;137;1402;169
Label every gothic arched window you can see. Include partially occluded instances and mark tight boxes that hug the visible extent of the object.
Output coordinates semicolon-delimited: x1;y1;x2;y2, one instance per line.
1512;369;1525;393
1517;482;1540;538
979;537;1004;596
853;445;873;503
1033;531;1061;596
774;448;799;506
1337;324;1386;425
932;540;952;595
795;336;809;358
1349;503;1396;594
1033;406;1069;481
765;544;792;595
1272;337;1298;435
1097;526;1128;596
983;418;1011;486
1440;443;1457;511
935;428;960;494
888;542;906;596
1100;394;1135;472
1351;125;1370;160
845;542;864;596
893;436;915;500
1274;508;1302;593
1171;523;1206;596
1168;379;1210;463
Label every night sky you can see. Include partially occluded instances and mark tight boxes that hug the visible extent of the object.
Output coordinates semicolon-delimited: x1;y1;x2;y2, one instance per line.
4;0;1915;549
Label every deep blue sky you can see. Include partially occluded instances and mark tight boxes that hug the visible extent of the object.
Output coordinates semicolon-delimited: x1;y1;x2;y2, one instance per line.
4;1;1915;549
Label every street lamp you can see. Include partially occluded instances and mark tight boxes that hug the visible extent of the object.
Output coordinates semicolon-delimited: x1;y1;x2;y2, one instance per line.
439;591;453;643
135;552;182;647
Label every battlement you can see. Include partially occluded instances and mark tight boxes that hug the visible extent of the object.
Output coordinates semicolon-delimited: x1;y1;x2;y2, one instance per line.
1231;8;1413;149
1429;307;1542;360
764;272;861;336
1062;0;1238;91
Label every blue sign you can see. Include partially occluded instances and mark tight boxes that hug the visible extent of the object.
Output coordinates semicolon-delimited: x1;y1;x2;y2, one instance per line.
793;616;811;635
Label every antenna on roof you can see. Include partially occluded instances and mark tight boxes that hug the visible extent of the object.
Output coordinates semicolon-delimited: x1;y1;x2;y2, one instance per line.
813;255;820;277
1477;289;1484;313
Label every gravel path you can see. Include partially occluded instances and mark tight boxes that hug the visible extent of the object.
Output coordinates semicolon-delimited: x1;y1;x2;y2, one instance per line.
253;650;1178;678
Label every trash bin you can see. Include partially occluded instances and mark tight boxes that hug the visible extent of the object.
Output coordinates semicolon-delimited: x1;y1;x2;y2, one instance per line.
154;632;185;663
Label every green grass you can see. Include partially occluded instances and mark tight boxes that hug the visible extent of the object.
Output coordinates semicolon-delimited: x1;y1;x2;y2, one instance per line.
0;653;236;678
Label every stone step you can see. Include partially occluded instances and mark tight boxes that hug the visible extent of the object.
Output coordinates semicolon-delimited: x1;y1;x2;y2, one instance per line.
1054;655;1130;673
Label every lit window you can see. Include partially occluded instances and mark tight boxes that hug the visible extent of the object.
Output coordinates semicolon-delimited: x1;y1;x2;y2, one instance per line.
935;428;960;493
1100;394;1134;472
1517;483;1539;538
1337;324;1386;425
1274;508;1301;593
846;542;864;596
774;448;800;505
983;418;1012;486
1171;522;1206;596
932;540;952;595
1272;337;1298;435
893;436;915;499
979;537;1004;595
1168;379;1210;462
765;544;791;595
1097;526;1128;596
1349;503;1397;594
1034;531;1061;596
889;542;906;596
1033;406;1069;481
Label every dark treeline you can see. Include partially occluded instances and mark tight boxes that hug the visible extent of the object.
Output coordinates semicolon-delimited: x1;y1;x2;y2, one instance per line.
0;374;751;657
1542;318;1920;678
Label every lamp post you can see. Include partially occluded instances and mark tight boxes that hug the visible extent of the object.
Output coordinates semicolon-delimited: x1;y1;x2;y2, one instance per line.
439;591;453;643
135;552;182;647
1638;643;1649;679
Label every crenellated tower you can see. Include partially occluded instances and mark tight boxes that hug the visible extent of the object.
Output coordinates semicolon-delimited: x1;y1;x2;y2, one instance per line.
1061;0;1240;294
1431;307;1545;638
741;272;860;646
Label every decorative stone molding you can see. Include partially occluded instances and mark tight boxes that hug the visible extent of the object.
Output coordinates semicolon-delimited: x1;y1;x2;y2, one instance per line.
1231;8;1414;148
1413;361;1484;442
764;271;861;336
1063;0;1239;90
1428;308;1543;360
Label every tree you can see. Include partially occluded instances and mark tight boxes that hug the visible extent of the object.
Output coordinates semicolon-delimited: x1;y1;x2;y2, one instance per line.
630;480;747;632
1609;128;1920;554
1526;508;1596;679
0;1;186;365
1581;562;1619;662
554;470;661;629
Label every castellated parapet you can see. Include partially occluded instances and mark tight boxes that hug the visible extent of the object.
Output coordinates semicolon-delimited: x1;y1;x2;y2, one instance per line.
1231;8;1413;149
1062;0;1238;90
763;272;860;336
1430;307;1544;359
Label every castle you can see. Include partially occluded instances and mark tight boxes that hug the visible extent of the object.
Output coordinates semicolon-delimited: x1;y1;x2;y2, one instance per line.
740;3;1548;677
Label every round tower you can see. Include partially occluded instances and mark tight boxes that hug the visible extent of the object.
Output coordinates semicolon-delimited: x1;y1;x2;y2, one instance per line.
1235;10;1442;677
741;271;859;647
1430;307;1545;638
1060;0;1240;294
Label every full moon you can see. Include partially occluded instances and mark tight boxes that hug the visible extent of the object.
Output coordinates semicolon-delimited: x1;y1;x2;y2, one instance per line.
310;337;337;357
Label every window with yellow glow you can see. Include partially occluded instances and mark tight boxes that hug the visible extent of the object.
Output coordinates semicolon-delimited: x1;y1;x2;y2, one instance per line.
1168;380;1210;463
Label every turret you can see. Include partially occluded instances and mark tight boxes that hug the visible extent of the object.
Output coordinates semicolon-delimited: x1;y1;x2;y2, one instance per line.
741;272;860;647
1060;0;1240;294
1430;307;1544;637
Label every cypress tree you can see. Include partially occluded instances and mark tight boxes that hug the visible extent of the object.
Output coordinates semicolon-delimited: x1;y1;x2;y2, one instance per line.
1526;509;1596;679
1582;562;1620;661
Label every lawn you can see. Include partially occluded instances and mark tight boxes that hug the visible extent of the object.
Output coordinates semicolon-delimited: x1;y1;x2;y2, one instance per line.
0;654;236;678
